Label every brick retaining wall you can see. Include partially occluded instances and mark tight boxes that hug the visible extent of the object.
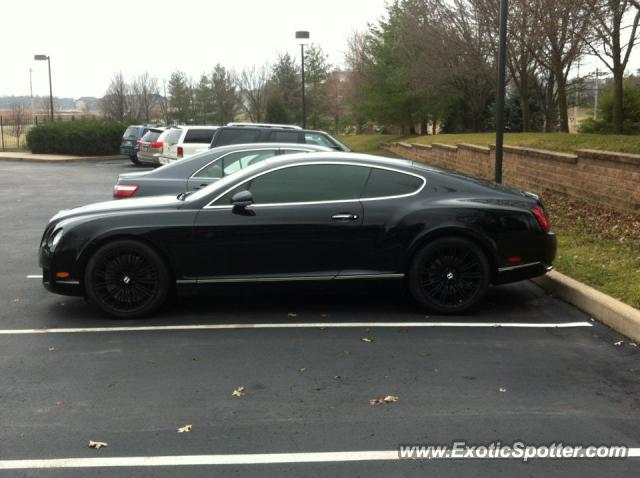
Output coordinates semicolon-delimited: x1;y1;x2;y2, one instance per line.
382;142;640;213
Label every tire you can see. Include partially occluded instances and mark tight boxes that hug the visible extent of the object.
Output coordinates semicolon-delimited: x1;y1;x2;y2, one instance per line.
408;237;490;314
129;155;141;165
85;239;170;318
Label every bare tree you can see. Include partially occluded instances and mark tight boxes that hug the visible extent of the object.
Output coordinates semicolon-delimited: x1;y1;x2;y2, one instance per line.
131;72;160;123
9;102;27;149
526;0;598;132
101;72;129;121
238;65;270;122
587;0;640;132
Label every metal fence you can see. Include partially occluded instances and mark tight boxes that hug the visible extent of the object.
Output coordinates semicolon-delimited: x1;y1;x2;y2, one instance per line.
0;114;99;151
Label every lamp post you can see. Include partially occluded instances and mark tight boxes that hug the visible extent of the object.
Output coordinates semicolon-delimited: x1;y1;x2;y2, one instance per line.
494;0;508;184
34;54;54;122
295;31;310;129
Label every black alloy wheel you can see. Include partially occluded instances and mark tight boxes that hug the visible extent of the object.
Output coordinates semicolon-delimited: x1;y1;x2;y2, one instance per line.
408;237;490;314
85;240;169;318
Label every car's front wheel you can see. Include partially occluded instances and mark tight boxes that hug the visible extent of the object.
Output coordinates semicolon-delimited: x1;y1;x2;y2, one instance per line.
408;237;490;314
85;239;169;318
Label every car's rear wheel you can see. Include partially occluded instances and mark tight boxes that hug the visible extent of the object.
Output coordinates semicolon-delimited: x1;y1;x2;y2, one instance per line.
85;240;169;318
408;237;490;314
129;155;141;165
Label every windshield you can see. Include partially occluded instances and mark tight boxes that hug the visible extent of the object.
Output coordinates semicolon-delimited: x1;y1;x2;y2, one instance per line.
141;130;163;142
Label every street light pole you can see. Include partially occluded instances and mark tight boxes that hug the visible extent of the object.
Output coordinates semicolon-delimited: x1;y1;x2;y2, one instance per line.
34;54;54;122
29;68;35;124
494;0;508;184
295;31;310;129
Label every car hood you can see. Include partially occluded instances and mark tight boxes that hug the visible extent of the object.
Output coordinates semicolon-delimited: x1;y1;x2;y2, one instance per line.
51;195;182;222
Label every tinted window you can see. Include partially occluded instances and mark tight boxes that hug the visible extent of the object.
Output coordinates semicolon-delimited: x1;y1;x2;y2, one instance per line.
123;126;140;139
361;168;423;198
268;131;300;143
304;132;335;148
164;129;183;144
215;164;370;205
222;149;277;176
184;129;216;143
141;130;163;142
215;128;262;146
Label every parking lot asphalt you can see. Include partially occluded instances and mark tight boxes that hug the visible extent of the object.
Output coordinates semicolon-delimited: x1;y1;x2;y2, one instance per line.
0;159;638;477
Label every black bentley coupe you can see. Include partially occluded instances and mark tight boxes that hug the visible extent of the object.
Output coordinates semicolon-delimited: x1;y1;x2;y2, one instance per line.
39;153;556;318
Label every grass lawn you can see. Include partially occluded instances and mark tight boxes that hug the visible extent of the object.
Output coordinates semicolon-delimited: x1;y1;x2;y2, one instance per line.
340;133;640;309
338;132;640;155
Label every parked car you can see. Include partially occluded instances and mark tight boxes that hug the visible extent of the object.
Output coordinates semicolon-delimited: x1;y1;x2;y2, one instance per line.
114;143;331;198
136;127;169;166
40;152;556;318
209;124;351;151
158;126;219;165
119;124;156;165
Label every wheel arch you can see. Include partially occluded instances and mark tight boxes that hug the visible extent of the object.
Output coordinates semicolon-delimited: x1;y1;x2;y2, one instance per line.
76;233;176;291
405;226;499;281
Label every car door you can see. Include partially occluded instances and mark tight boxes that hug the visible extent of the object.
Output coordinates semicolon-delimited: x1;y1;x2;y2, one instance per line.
186;149;279;192
188;163;371;280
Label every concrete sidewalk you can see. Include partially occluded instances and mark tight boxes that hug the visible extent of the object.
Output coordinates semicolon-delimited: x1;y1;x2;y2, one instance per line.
0;152;126;162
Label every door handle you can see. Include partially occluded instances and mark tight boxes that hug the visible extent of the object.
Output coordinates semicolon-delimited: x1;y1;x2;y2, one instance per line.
332;213;359;221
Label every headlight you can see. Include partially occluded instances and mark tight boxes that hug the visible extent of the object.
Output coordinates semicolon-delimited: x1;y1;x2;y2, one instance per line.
47;229;63;250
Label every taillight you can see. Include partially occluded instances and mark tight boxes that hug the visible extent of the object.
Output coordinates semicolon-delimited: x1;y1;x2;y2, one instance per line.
177;146;184;158
531;205;550;232
113;184;139;198
150;141;163;148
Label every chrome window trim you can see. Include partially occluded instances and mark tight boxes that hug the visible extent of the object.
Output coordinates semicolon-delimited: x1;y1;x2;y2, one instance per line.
203;161;427;209
191;147;279;180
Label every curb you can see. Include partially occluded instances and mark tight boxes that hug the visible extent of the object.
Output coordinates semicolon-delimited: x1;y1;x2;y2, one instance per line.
533;270;640;342
0;154;127;163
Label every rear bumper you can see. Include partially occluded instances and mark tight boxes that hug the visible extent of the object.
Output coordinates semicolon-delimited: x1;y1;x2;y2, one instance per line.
137;152;161;165
120;145;137;156
494;232;557;284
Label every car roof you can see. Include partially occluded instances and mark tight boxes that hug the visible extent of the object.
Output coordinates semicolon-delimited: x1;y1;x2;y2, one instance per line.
261;152;418;172
173;125;219;130
208;142;332;153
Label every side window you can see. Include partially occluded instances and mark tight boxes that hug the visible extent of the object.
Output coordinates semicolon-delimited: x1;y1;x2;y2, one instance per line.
361;168;424;199
222;150;278;176
237;164;370;204
193;160;223;179
268;131;301;143
304;132;335;148
184;129;216;143
216;128;262;146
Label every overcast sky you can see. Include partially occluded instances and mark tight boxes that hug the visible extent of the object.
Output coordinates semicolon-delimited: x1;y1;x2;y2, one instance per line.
1;0;388;98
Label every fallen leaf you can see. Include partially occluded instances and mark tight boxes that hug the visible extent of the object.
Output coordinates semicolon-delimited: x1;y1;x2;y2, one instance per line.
369;395;398;406
88;440;108;449
614;341;624;347
360;337;374;343
55;400;64;406
177;424;192;433
298;368;306;373
232;386;245;397
499;387;507;393
419;352;429;358
48;347;55;352
287;312;297;318
334;375;342;380
12;298;19;303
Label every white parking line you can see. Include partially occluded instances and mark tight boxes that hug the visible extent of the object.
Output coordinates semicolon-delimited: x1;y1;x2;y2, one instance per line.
0;448;638;469
26;274;43;279
0;321;592;335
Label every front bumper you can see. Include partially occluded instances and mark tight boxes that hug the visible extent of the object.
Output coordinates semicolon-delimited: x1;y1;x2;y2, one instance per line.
39;246;83;296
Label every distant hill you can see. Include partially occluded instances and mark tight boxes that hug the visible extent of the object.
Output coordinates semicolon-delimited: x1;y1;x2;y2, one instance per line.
0;95;101;113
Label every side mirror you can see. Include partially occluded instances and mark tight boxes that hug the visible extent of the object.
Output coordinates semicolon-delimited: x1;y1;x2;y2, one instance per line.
231;190;254;209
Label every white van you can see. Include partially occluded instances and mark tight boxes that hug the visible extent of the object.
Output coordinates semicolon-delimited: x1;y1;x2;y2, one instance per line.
159;126;218;164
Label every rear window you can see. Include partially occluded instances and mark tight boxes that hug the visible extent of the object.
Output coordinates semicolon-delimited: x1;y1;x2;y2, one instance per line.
215;128;262;146
268;131;300;143
164;129;183;144
184;129;216;143
123;126;140;139
141;130;163;142
361;168;424;199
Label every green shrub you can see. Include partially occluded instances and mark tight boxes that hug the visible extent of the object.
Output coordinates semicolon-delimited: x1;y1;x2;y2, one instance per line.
26;120;127;155
580;81;640;134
